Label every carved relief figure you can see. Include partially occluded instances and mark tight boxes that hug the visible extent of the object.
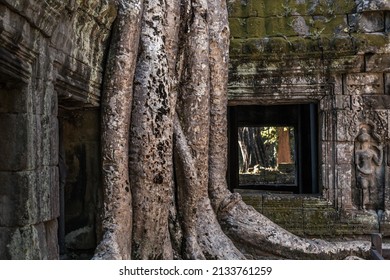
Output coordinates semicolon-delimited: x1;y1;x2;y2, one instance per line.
354;127;383;210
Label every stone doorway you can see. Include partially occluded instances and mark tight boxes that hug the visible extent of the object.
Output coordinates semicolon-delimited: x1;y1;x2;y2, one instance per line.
57;108;102;259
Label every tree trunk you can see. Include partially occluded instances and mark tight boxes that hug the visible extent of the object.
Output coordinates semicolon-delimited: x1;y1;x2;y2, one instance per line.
95;0;371;260
93;0;143;260
277;127;292;164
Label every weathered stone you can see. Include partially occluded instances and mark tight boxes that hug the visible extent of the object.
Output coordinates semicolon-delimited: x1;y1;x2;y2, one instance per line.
5;222;58;259
265;17;297;36
362;95;390;109
0;114;30;171
262;194;303;208
347;13;358;32
336;142;354;164
44;219;59;260
309;15;348;36
229;18;248;39
307;0;355;16
320;112;333;141
345;73;384;95
289;15;310;36
229;39;243;56
246;17;266;37
386;73;390;95
303;208;337;236
2;0;65;35
0;82;28;114
336;163;353;208
359;0;390;12
227;0;250;18
369;110;389;138
335;110;358;142
357;12;385;33
0;6;41;61
321;35;355;55
333;95;351;109
262;208;304;230
303;196;333;209
41;115;59;166
380;210;390;236
365;53;390;72
0;167;58;227
320;148;335;200
352;33;389;54
326;55;364;73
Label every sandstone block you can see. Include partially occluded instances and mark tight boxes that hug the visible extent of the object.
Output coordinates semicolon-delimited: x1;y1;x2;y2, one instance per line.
0;114;30;171
227;0;250;18
247;17;266;37
229;39;243;56
265;17;297;37
359;0;390;12
2;0;65;37
248;0;266;17
362;95;390;109
5;222;58;259
310;15;348;36
303;209;337;236
345;73;384;95
353;33;389;54
365;54;390;72
229;18;248;39
357;11;385;33
44;219;59;259
30;114;58;169
0;168;59;227
0;83;28;114
262;208;304;230
333;95;351;109
336;142;354;164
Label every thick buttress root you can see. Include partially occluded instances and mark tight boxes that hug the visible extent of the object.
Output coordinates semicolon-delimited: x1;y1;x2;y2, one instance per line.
217;193;371;259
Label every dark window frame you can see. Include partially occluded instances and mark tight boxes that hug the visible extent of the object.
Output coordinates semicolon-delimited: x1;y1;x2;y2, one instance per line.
228;103;319;194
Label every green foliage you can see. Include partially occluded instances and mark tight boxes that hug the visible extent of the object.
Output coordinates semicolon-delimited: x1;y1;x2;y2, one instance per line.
260;127;278;145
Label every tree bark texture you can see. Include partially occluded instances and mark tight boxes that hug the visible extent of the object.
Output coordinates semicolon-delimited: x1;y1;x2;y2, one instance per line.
96;0;371;260
94;0;143;260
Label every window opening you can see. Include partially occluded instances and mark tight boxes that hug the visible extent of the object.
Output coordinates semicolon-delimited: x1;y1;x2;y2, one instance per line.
228;104;318;194
238;126;297;186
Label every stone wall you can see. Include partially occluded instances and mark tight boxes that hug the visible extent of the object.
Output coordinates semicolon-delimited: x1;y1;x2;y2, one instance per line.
228;0;390;238
0;0;116;259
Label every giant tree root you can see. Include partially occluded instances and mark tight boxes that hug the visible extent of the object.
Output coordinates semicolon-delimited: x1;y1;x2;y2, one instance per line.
218;193;371;259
